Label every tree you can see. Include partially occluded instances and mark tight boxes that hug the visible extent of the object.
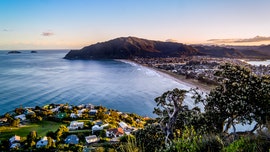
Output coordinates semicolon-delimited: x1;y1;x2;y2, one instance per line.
193;63;270;134
134;124;165;152
27;131;37;147
46;136;56;149
11;118;20;127
55;125;69;142
154;88;188;145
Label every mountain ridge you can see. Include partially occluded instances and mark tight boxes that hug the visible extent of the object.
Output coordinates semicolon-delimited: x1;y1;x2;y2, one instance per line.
64;37;270;59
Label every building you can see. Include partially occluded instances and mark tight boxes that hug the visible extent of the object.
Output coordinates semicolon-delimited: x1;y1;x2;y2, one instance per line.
65;135;79;144
68;121;84;130
0;117;7;123
85;135;99;144
119;121;129;129
9;135;20;144
89;109;97;115
14;114;26;121
10;143;21;149
106;128;124;138
36;136;48;148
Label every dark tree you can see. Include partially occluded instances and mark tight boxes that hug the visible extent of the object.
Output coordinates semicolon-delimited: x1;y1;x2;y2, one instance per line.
154;88;188;145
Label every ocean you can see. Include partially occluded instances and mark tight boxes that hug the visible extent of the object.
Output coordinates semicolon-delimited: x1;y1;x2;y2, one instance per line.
0;50;195;117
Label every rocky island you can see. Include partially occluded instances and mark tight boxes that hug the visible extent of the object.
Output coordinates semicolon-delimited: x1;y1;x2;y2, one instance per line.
8;51;21;54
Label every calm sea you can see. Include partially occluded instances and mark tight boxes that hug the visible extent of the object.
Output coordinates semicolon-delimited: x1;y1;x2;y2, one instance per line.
0;50;194;117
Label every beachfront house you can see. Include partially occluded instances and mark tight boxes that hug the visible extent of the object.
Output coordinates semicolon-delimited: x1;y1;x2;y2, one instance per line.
65;135;79;144
14;114;26;121
68;121;84;130
0;117;7;123
85;135;99;144
36;136;48;148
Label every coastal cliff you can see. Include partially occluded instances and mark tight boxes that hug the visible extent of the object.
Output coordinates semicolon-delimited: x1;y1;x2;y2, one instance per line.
64;37;201;59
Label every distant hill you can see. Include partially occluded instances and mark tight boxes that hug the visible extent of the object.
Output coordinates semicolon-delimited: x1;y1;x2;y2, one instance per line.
64;37;270;59
227;45;270;58
192;45;245;58
64;37;201;59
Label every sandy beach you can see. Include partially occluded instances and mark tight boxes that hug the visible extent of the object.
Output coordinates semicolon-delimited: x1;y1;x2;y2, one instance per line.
117;59;214;92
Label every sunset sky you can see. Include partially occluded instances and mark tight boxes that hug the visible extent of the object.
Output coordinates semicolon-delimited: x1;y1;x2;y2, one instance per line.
1;0;270;50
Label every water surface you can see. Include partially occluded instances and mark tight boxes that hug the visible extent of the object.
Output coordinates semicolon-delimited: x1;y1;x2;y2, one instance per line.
0;50;194;117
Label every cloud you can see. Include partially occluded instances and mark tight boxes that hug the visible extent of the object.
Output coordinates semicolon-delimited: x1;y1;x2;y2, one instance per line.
41;31;54;36
208;36;270;44
3;29;8;32
166;39;178;42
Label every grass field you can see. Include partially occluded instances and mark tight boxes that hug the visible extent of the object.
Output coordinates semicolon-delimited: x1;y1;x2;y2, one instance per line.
0;120;63;141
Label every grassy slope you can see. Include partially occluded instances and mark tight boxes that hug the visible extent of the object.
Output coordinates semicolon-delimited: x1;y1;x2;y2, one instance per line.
0;120;63;141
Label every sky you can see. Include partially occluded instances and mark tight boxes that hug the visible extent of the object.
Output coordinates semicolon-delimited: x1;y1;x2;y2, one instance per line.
1;0;270;50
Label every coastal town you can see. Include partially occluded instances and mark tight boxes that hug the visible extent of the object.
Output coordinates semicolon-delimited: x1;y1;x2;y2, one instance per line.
0;103;149;151
133;56;270;87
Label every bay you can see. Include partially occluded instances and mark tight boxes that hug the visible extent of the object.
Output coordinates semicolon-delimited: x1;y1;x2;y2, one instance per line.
0;50;194;117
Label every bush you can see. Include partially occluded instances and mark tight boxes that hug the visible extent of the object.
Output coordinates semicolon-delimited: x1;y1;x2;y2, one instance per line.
223;137;257;152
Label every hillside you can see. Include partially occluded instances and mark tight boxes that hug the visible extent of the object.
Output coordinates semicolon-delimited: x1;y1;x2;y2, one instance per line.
64;37;270;59
192;45;244;58
64;37;201;59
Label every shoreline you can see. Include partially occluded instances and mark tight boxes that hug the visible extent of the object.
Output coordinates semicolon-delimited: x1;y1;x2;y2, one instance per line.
116;59;214;92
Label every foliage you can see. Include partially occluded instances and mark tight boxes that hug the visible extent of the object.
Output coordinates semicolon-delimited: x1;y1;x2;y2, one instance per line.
119;135;141;152
11;118;20;127
134;124;164;152
192;63;270;134
154;88;188;144
55;125;69;142
162;126;202;152
223;137;257;152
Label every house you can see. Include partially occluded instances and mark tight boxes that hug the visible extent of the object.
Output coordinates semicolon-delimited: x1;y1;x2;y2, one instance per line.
119;121;129;129
9;135;20;144
94;120;103;126
92;125;102;134
65;135;79;144
0;117;7;123
85;135;99;144
10;143;21;149
55;112;67;119
89;109;97;115
92;124;109;134
50;106;61;113
86;104;95;109
106;128;124;138
14;114;26;121
70;113;78;119
36;136;48;148
68;121;84;130
24;109;35;115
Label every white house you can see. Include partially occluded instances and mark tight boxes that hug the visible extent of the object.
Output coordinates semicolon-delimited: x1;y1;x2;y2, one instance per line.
10;143;21;149
50;106;60;113
9;135;20;144
92;125;102;134
36;136;48;148
70;113;78;119
68;121;84;130
85;135;99;144
119;121;129;129
14;114;26;121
